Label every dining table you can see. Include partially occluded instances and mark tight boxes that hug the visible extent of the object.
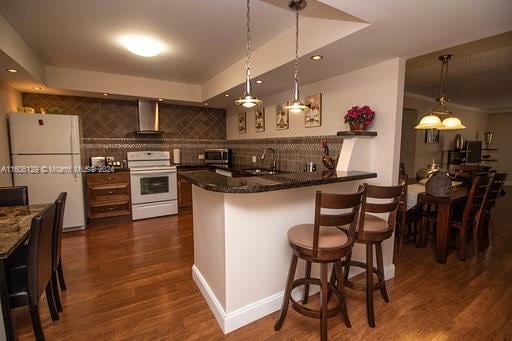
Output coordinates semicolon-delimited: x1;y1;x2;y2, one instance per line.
0;204;49;341
411;186;468;264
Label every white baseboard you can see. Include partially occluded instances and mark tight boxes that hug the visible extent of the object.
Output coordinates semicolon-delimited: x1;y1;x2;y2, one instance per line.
193;263;395;334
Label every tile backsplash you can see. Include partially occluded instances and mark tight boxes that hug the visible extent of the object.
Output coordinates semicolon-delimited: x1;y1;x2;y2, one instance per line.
22;94;343;172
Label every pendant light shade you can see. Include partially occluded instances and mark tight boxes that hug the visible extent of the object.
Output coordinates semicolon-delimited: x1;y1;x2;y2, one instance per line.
284;0;307;113
414;114;443;129
235;0;262;108
439;116;466;130
415;55;466;131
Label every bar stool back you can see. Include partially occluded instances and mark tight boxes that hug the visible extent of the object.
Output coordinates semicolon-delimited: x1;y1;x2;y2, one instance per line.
274;186;366;341
343;183;404;327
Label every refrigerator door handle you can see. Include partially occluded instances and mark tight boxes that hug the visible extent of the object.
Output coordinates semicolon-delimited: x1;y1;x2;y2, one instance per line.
70;117;77;180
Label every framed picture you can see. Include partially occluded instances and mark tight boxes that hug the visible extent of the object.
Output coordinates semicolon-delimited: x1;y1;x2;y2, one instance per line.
276;103;289;130
238;112;246;134
424;129;439;144
255;109;265;133
304;93;322;128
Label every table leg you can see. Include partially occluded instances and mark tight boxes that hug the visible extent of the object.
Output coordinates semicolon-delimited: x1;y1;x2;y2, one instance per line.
436;203;452;264
0;259;15;341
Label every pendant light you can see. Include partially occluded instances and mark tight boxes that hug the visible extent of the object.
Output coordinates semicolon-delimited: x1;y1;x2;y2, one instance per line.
235;0;262;108
415;55;466;130
284;0;308;114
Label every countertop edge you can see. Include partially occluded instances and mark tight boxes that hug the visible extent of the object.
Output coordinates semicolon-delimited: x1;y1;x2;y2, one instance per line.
181;172;377;194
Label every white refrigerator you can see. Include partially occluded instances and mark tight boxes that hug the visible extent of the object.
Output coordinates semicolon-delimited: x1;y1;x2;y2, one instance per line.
9;112;85;230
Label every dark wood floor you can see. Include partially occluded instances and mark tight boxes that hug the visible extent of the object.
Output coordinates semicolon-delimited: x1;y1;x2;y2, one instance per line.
14;189;512;340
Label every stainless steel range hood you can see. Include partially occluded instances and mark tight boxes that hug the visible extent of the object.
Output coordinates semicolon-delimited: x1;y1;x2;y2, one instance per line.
136;100;164;134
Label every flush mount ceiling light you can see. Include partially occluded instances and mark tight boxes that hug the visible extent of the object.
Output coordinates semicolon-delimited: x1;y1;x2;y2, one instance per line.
256;80;263;84
102;93;109;96
6;68;18;73
234;0;263;109
284;0;308;114
158;98;163;101
311;55;323;60
33;86;42;90
204;102;209;106
119;35;166;57
224;94;230;97
415;55;466;130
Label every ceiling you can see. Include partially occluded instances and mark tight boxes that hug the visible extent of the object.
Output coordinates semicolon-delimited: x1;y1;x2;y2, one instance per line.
1;0;512;108
405;32;512;113
0;0;300;84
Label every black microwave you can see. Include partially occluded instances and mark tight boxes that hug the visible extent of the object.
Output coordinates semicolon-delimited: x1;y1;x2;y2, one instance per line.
204;148;231;164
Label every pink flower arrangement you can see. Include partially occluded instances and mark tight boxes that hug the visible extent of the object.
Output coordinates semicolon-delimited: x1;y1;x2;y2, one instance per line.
344;105;376;128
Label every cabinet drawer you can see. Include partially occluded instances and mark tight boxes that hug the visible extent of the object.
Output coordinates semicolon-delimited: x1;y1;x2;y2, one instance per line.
87;172;129;185
90;186;129;197
91;203;130;215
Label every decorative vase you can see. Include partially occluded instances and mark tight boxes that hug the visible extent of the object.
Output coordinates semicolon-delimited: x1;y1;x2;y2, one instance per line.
349;122;366;131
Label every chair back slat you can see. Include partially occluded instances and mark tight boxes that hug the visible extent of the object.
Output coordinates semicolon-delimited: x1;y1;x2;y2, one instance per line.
53;192;67;270
484;173;507;212
359;183;405;235
27;204;56;303
462;175;492;226
312;186;366;256
0;186;29;207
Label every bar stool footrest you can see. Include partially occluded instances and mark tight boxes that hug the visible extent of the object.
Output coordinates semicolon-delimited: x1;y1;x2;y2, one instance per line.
289;277;342;319
342;260;385;292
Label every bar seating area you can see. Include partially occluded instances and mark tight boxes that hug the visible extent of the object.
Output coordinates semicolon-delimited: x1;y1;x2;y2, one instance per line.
0;186;68;341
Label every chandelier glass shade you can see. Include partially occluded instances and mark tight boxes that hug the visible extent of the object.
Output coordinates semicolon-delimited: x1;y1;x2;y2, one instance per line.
415;55;466;131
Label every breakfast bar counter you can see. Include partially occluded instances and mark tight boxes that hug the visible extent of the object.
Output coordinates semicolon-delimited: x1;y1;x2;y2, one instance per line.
183;168;384;334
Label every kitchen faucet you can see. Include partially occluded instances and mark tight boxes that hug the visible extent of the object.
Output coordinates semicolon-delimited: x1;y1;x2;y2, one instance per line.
261;148;277;171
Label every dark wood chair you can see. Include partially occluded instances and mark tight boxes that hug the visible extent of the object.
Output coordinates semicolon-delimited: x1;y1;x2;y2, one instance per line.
51;192;68;313
0;186;29;206
478;173;507;250
275;186;366;341
424;174;492;261
6;204;60;340
395;175;422;256
342;183;404;327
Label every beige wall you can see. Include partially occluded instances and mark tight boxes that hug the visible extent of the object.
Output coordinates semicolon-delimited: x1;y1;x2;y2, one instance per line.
226;58;405;140
486;112;512;185
402;93;489;173
0;81;21;186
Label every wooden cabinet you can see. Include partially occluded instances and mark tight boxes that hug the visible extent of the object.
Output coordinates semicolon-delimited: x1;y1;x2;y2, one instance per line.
87;172;131;220
177;166;209;209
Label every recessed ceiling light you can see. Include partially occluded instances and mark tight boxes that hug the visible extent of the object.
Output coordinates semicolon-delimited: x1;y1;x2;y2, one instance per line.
6;68;18;73
158;98;163;101
33;86;42;90
102;93;109;96
311;55;323;60
118;35;166;57
256;80;263;84
224;94;230;97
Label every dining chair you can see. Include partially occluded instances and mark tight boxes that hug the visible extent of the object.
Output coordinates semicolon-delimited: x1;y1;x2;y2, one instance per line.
6;203;59;341
0;186;29;206
479;173;508;249
424;174;492;261
274;186;366;341
51;192;68;312
342;183;404;327
395;175;422;257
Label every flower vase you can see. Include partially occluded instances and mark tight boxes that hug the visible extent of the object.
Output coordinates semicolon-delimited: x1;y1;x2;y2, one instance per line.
349;122;366;131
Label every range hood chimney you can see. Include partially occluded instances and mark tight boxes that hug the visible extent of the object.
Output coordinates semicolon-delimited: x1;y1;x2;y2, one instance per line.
136;100;164;134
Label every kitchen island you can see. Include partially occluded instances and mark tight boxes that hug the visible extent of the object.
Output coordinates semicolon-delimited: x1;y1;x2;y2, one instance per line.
180;168;379;333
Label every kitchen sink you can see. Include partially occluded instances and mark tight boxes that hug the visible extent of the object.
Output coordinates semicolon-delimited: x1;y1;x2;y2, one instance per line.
241;168;284;176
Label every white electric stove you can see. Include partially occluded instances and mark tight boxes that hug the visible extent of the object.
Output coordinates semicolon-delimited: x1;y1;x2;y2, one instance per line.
127;151;178;220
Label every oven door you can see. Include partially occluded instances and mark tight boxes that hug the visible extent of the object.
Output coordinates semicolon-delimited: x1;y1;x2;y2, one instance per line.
130;169;177;205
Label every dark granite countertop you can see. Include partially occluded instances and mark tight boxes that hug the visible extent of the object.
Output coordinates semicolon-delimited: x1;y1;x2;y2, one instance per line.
180;169;377;194
0;204;49;259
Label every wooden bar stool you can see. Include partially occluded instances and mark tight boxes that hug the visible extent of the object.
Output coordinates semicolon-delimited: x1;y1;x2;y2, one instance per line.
274;186;366;341
342;183;404;327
